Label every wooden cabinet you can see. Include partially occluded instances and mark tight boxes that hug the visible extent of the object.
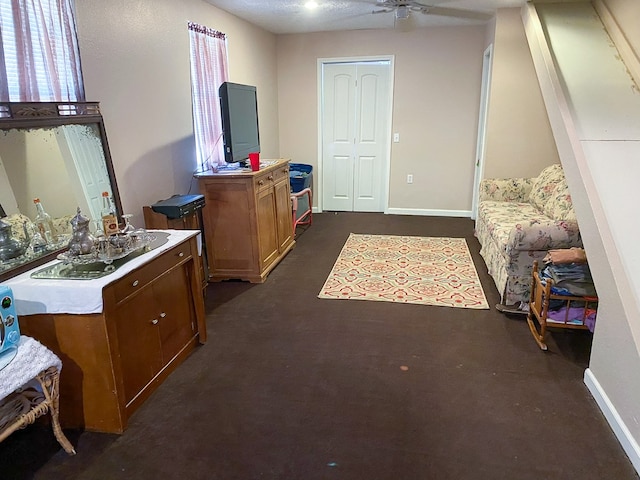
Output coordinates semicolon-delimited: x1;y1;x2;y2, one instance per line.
196;159;295;283
142;205;208;293
18;233;206;433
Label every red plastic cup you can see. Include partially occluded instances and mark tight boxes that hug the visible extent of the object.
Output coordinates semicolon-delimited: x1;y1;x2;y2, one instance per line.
249;152;260;171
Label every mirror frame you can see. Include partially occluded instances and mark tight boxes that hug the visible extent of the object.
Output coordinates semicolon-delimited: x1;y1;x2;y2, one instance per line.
0;101;123;281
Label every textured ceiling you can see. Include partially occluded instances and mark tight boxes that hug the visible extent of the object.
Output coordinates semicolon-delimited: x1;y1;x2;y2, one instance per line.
204;0;528;34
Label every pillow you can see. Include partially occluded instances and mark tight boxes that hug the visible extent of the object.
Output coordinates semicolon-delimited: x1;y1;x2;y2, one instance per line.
543;180;577;222
529;164;564;213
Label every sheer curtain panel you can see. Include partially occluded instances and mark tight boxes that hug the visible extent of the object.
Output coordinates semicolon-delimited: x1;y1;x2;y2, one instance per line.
0;0;84;102
188;22;229;172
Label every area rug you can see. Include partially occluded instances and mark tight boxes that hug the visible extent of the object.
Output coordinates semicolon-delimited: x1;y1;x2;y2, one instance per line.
318;233;489;309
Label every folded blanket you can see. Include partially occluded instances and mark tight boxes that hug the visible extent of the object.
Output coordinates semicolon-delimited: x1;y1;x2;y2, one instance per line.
0;336;61;399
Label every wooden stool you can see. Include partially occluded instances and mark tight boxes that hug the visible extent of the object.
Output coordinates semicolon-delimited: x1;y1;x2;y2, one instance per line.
0;336;75;454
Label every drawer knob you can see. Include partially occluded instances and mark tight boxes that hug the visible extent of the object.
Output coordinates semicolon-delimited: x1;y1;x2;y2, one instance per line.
132;280;139;287
268;175;274;180
258;180;264;186
160;312;167;318
151;319;158;325
178;252;184;257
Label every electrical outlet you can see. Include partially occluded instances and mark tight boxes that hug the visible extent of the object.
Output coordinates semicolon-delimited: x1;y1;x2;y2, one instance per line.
407;174;413;184
393;133;400;143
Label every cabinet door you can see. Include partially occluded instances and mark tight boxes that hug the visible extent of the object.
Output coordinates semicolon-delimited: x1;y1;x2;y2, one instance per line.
153;264;197;363
256;186;279;269
274;178;294;252
114;288;164;404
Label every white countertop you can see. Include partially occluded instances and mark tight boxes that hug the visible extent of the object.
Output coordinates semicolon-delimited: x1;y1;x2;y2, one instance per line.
3;230;200;316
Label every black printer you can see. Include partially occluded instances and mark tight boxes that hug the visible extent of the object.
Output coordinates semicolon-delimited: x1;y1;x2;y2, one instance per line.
150;194;205;219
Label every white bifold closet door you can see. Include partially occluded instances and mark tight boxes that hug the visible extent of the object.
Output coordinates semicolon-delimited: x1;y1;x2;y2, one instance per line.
322;62;390;212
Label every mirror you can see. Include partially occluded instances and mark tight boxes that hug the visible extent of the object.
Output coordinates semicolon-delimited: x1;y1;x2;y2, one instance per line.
0;102;123;281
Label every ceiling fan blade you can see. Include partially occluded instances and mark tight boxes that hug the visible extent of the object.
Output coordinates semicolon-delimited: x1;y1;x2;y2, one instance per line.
422;6;492;21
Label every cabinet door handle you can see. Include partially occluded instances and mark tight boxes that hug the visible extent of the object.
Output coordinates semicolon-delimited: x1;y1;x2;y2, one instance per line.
160;312;167;318
132;280;139;287
151;319;159;325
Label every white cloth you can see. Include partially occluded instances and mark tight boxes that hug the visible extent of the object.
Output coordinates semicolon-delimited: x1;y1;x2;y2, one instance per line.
0;336;62;400
3;230;199;316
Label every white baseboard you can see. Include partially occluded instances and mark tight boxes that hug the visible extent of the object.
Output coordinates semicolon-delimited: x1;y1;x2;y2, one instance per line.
584;368;640;474
385;208;472;217
313;208;472;217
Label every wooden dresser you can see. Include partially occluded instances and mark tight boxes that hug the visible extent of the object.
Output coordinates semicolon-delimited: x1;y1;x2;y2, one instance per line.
195;159;295;283
6;231;206;433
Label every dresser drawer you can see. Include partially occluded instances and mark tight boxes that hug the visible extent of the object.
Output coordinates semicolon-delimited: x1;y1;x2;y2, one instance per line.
254;165;290;193
272;165;289;184
254;171;273;193
111;241;193;304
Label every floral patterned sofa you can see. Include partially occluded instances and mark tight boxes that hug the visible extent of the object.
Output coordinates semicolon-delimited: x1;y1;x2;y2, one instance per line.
4;212;74;242
475;163;582;306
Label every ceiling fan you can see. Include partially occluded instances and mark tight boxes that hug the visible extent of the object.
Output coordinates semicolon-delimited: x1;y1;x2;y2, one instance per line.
371;0;492;29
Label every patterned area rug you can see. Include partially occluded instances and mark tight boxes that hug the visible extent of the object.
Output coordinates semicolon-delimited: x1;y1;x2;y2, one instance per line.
318;234;489;309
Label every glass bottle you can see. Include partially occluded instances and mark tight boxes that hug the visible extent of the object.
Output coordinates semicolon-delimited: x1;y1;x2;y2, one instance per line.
101;191;119;235
33;198;58;244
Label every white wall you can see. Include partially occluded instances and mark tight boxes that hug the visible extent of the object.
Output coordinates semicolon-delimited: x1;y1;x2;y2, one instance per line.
483;8;560;179
277;26;486;215
74;0;279;227
74;1;556;223
524;1;640;471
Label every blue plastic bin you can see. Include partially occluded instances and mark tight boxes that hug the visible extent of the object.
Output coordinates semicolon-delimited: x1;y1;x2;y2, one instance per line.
289;163;313;193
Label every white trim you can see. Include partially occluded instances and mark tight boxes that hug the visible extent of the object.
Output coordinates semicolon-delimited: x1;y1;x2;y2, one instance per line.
471;44;493;221
584;368;640;475
311;208;471;218
386;208;471;218
593;0;640;90
316;55;395;214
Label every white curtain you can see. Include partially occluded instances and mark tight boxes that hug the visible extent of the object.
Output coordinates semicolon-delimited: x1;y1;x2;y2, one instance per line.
188;22;229;172
0;0;85;102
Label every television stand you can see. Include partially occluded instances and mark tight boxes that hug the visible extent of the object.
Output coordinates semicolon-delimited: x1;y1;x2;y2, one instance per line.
195;159;295;283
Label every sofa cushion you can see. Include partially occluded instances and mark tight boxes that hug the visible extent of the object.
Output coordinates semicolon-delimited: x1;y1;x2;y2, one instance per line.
528;163;564;213
543;181;577;222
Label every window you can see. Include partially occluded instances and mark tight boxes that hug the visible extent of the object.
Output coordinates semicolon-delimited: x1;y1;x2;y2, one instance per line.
0;0;84;102
188;22;228;172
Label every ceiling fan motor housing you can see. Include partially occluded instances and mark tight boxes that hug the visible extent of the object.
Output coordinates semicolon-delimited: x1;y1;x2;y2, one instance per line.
395;6;410;19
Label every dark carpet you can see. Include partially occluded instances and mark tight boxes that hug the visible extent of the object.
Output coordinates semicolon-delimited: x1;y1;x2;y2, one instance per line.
1;213;637;479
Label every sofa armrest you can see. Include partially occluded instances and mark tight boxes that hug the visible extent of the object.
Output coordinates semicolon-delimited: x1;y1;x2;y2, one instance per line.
505;220;582;256
479;178;534;202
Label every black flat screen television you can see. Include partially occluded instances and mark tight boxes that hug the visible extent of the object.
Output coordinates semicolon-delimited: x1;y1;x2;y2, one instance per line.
219;82;260;164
